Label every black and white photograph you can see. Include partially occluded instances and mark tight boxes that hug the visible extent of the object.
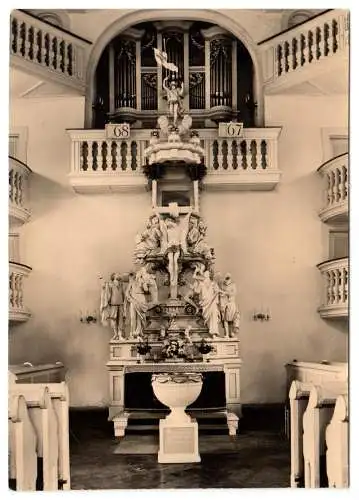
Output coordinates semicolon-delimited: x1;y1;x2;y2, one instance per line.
6;3;351;493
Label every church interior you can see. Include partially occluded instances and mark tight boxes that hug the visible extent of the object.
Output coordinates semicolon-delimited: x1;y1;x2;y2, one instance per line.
8;7;349;490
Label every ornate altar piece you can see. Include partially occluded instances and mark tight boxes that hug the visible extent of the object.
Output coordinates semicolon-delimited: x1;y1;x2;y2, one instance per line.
102;49;242;445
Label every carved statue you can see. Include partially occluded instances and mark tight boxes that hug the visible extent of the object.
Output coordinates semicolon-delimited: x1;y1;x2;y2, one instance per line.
186;215;213;261
218;273;240;338
100;273;126;340
124;271;148;339
156;210;191;299
134;214;161;263
163;76;184;126
137;263;158;305
190;264;221;337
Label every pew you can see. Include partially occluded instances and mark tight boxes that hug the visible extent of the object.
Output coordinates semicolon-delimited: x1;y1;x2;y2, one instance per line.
302;382;347;488
326;394;349;488
289;380;313;487
8;394;38;491
9;381;70;490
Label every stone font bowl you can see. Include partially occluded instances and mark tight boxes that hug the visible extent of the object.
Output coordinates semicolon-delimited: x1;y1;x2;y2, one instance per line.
152;372;203;423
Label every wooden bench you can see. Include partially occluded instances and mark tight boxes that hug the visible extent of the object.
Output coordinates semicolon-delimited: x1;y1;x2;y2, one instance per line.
8;393;38;491
326;393;349;488
9;380;70;490
302;382;347;488
289;380;313;487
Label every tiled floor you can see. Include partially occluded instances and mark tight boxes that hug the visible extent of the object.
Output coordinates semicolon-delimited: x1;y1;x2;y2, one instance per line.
69;411;290;489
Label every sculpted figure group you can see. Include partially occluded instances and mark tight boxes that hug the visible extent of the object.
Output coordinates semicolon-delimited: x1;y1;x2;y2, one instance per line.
101;209;239;340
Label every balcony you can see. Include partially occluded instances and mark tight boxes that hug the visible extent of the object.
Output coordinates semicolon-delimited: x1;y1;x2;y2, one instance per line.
318;153;348;224
67;127;282;193
259;9;349;95
9;261;32;323
9;157;32;226
317;257;348;319
10;10;92;95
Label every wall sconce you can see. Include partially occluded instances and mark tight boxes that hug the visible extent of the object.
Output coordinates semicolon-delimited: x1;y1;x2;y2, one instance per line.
253;310;270;322
80;311;98;324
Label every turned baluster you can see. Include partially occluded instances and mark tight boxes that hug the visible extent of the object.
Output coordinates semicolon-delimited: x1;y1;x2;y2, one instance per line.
226;140;234;170
9;169;14;203
13;172;18;206
255;139;263;170
341;164;348;202
221;140;229;170
51;36;58;71
284;41;290;73
334;168;341;204
300;34;307;67
104;140;111;171
343;268;348;303
13;275;20;308
315;27;323;60
250;140;257;170
326;271;333;306
10;17;19;54
212;140;219;170
333;269;340;305
260;140;268;170
126;141;132;171
86;141;94;171
18;174;23;207
216;139;224;170
276;43;283;77
17;276;24;309
9;273;15;308
244;140;251;170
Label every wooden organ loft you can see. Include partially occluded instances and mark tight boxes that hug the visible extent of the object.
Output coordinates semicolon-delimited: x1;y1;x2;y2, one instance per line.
93;21;255;129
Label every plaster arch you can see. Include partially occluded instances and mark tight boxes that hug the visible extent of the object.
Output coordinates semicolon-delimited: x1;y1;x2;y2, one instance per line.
85;9;264;127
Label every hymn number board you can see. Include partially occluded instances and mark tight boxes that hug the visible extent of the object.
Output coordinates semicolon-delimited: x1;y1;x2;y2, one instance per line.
105;123;131;139
218;122;244;138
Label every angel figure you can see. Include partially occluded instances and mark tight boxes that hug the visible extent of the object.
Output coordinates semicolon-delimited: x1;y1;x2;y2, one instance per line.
100;273;125;340
218;273;240;338
163;76;184;126
156;210;191;299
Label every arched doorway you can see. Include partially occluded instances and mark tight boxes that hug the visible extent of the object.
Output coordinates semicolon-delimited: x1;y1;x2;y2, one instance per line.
85;10;264;128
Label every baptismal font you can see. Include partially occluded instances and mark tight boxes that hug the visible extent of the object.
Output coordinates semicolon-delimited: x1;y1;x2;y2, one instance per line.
101;48;242;461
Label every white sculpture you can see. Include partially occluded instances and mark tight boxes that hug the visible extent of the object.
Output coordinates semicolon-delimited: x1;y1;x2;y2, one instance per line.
186;215;213;260
124;271;148;339
100;273;125;340
190;264;221;337
134;214;161;263
218;273;240;338
163;76;184;126
155;208;191;299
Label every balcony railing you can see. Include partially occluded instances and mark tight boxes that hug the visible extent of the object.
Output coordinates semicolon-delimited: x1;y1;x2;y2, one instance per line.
317;257;348;318
9;157;32;226
9;261;32;323
318;153;348;223
259;9;349;92
67;127;282;193
10;10;92;93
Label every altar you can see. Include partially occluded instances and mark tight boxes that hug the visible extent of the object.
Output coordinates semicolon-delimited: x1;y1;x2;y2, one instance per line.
106;338;241;437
